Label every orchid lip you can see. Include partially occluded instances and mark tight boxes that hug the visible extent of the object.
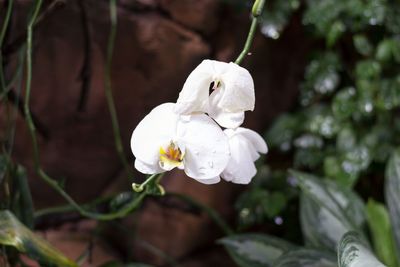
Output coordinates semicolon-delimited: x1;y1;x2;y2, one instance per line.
159;141;185;171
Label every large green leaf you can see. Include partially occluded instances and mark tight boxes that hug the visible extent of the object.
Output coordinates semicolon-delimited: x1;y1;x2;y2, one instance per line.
0;210;77;266
385;149;400;261
272;249;337;267
338;231;386;267
366;199;398;267
218;233;296;267
292;171;366;252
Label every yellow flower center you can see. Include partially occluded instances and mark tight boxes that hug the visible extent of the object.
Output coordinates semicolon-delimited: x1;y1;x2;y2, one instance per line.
159;141;184;170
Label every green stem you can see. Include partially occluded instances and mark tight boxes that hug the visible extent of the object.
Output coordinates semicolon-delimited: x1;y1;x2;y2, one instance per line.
105;0;133;179
168;192;234;236
24;0;146;222
0;0;13;47
34;194;113;218
0;47;25;101
0;0;14;207
234;0;266;65
0;0;13;93
35;171;146;221
24;0;42;168
132;173;163;192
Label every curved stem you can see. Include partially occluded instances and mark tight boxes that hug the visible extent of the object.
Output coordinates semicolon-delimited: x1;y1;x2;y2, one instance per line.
234;0;266;65
105;0;133;179
234;19;258;65
132;173;164;192
24;0;42;167
0;0;13;47
168;192;234;236
36;170;146;220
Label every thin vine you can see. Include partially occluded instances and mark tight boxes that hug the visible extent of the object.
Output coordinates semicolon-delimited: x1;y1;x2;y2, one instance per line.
104;0;133;179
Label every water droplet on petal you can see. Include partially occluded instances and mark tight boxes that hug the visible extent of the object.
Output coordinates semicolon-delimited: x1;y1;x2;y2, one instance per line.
180;115;191;123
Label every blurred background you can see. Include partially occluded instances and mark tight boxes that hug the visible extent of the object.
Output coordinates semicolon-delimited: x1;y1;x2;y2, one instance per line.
1;0;400;266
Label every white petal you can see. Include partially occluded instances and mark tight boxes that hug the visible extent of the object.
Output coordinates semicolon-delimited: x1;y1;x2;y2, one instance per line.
177;113;230;180
217;62;255;112
235;127;268;157
175;60;229;115
221;128;268;184
194;176;221;185
221;136;257;184
208;104;245;129
134;159;164;174
131;103;178;166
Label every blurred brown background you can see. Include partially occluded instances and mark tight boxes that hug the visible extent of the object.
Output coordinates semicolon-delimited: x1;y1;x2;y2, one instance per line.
0;0;310;266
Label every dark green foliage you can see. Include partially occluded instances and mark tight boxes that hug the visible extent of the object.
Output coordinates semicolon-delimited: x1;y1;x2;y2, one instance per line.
235;167;297;230
264;0;400;186
228;0;400;265
226;168;400;266
238;0;400;232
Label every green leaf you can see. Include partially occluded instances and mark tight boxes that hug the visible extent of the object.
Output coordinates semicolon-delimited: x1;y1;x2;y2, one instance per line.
332;87;357;120
366;199;399;267
307;112;340;138
355;60;381;80
259;0;299;40
291;171;366;252
294;148;325;169
302;52;341;96
327;20;346;47
265;114;301;151
355;79;375;116
263;192;288;218
385;149;400;262
272;249;337;267
336;127;356;153
353;35;373;56
338;231;386;267
376;39;395;62
0;210;77;267
323;156;359;187
219;234;296;267
376;77;400;110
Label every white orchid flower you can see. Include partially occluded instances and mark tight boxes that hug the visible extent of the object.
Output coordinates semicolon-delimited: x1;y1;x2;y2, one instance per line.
221;127;268;184
131;103;230;184
174;59;255;129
